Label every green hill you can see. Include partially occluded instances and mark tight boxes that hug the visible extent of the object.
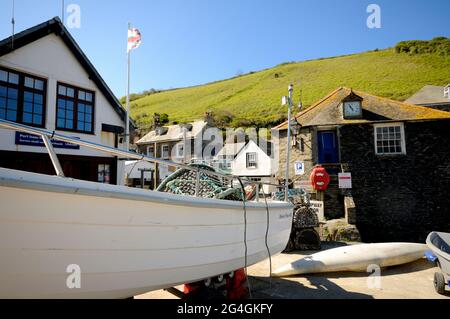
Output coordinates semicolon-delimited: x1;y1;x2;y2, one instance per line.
127;38;450;131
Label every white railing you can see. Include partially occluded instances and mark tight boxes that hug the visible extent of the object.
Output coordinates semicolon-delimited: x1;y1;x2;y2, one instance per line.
0;119;285;201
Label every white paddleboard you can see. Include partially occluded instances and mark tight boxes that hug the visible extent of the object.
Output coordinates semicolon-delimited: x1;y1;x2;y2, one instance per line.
273;243;427;277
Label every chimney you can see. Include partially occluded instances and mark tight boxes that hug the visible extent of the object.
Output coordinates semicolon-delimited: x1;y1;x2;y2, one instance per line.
153;113;161;130
204;111;214;126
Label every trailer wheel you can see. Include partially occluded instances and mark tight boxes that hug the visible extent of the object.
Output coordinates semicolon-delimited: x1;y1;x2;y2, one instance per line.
434;272;445;295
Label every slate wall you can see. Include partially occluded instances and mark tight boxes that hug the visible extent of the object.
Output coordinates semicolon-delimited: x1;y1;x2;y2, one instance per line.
339;120;450;242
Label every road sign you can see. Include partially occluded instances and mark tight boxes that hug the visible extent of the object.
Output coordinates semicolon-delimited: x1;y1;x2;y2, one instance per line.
294;161;305;175
338;172;352;189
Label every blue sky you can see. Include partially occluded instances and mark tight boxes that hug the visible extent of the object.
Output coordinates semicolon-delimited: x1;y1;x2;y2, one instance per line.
1;0;449;98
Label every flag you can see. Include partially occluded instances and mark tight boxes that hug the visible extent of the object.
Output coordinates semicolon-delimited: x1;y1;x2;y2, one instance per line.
127;28;142;53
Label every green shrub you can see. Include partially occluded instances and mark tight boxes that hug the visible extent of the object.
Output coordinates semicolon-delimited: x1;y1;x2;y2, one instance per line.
395;37;450;55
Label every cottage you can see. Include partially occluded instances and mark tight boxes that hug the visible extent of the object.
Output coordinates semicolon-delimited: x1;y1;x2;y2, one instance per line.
272;87;450;242
214;142;246;173
0;17;134;185
405;84;450;112
230;140;273;194
134;115;217;185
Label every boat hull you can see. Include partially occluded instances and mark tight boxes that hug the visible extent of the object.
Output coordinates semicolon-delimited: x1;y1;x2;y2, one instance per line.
273;243;427;277
0;168;293;298
426;232;450;277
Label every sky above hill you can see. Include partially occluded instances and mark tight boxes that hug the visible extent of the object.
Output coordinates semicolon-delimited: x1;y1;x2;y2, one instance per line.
1;0;449;98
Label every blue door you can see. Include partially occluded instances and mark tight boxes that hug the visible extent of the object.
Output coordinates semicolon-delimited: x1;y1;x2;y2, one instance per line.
318;131;339;164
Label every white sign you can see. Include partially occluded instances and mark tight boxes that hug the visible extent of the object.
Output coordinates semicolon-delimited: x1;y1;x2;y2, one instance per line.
309;200;324;221
338;172;352;189
295;180;313;192
294;161;305;175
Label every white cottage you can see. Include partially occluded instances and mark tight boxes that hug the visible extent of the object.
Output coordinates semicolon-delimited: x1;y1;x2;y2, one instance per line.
231;140;273;194
0;17;134;185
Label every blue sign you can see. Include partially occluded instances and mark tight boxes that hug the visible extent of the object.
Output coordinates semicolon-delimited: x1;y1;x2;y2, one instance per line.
294;161;305;175
15;132;80;150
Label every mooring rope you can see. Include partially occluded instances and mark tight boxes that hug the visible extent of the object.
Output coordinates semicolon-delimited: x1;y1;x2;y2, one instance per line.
261;188;273;289
237;177;253;299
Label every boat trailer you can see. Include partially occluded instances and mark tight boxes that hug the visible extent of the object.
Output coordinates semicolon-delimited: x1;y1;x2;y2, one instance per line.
164;269;249;300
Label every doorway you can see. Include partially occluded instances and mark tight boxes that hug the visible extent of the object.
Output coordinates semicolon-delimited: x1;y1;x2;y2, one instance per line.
317;130;339;164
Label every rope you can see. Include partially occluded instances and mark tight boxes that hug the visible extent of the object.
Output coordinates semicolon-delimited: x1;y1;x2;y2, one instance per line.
261;187;273;289
237;177;252;299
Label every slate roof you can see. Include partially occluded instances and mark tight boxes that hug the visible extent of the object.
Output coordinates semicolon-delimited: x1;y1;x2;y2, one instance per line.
0;17;135;129
273;87;450;130
136;120;208;144
405;85;450;106
216;142;246;157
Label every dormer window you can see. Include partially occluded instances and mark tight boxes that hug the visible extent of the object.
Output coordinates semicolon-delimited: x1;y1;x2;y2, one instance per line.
155;127;168;136
342;91;363;119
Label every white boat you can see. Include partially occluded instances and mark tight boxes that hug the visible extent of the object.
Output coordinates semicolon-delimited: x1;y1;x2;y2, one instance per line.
426;232;450;294
0;120;293;298
273;243;427;277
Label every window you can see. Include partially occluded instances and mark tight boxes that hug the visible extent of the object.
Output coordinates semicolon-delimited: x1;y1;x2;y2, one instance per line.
0;67;46;127
246;152;257;168
97;164;111;184
177;144;184;158
162;144;170;158
147;145;155;157
56;83;94;133
374;123;406;155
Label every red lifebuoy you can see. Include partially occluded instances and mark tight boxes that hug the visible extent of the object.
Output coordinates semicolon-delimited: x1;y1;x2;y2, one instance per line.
310;166;330;191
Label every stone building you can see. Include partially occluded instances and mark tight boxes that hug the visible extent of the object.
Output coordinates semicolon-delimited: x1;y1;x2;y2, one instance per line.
132;114;218;186
272;87;450;242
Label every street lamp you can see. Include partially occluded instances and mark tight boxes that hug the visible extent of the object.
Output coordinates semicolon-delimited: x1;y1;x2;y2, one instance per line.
291;118;302;146
281;84;302;201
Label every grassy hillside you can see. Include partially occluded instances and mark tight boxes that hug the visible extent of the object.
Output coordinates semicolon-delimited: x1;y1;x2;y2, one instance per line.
127;38;450;131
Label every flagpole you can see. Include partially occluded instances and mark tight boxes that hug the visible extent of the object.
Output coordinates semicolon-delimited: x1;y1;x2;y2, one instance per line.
125;22;131;152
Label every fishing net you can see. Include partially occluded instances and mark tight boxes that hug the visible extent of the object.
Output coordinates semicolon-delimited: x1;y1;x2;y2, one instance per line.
272;188;310;205
157;164;243;201
273;189;321;252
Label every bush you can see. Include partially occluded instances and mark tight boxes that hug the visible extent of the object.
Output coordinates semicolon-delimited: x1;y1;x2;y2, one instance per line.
395;37;450;55
210;110;235;128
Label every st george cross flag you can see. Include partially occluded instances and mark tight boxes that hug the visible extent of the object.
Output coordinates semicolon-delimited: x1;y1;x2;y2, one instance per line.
127;28;142;53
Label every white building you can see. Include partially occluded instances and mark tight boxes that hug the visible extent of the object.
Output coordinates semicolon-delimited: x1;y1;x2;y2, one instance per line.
0;17;133;185
218;140;273;194
214;142;245;173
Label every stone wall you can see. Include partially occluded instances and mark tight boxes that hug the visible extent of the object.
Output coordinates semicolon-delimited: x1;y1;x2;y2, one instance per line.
339;120;450;242
274;128;315;182
274;127;346;219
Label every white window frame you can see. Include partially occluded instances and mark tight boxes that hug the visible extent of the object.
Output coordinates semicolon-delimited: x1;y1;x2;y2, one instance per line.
176;143;184;158
161;144;170;159
97;164;111;184
246;152;257;169
374;122;406;156
147;145;155;157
